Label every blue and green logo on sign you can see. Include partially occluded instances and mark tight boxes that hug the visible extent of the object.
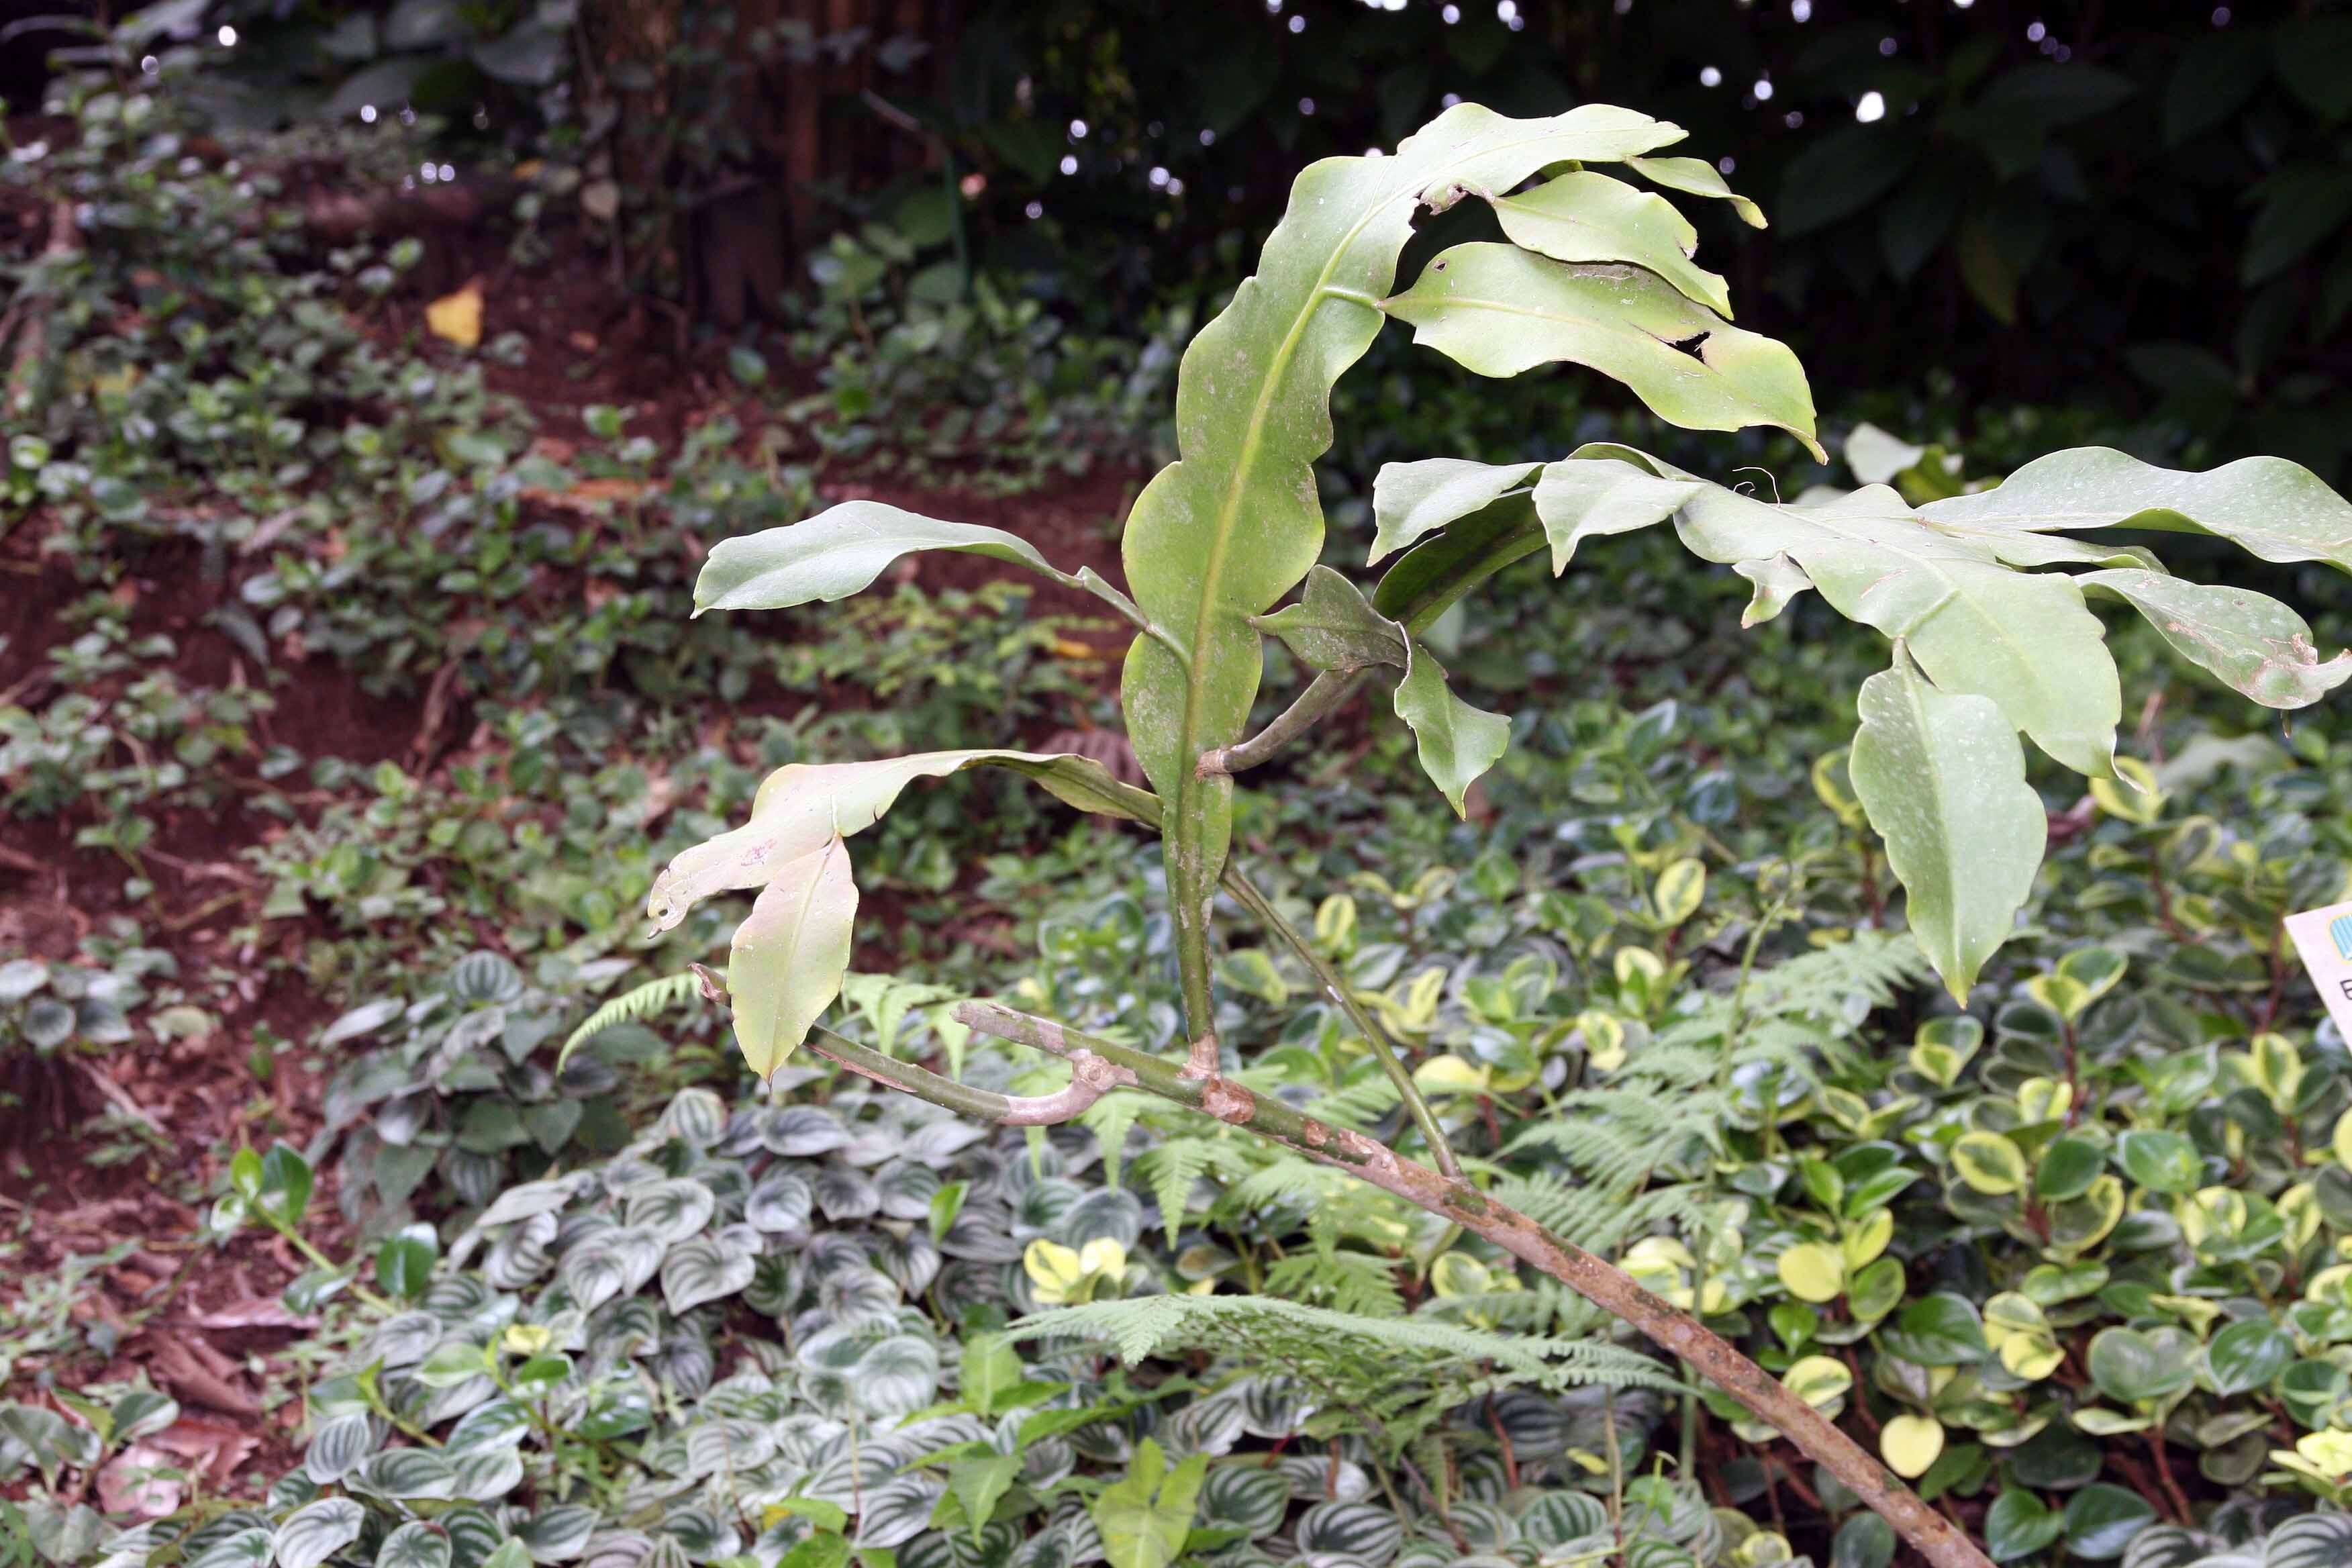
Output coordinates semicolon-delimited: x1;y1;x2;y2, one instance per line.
2331;913;2352;961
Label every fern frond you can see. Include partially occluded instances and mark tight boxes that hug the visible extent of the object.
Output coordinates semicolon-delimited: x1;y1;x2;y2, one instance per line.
1014;1293;1680;1406
557;971;703;1069
1263;1248;1406;1318
1082;1092;1147;1191
1304;1072;1402;1131
1139;1136;1255;1243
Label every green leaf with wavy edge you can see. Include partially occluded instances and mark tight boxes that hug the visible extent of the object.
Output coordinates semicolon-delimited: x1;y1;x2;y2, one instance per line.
693;499;1136;617
1370;494;1546;630
728;835;856;1079
1559;446;2122;775
1918;446;2352;574
1393;640;1510;818
1251;567;1407;673
1369;457;1540;565
1734;552;1814;625
1626;154;1768;227
1487;169;1732;315
2077;568;2352;708
1116;102;1689;1034
1848;648;2047;999
1383;245;1822;458
1530;456;1703;573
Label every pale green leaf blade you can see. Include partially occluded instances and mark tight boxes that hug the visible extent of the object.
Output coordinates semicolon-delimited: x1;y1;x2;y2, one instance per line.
948;1454;1023;1545
1734;552;1814;625
1626;154;1768;227
1922;520;2165;571
1669;478;2121;776
695;500;1073;613
1251;566;1408;672
1369;458;1541;564
1489;170;1732;314
729;836;857;1079
1530;456;1703;571
1118;103;1687;1022
1849;652;2047;999
1383;244;1821;457
645;750;1157;934
1393;641;1510;817
2079;568;2352;709
1845;423;1926;485
1371;493;1546;631
1918;448;2352;573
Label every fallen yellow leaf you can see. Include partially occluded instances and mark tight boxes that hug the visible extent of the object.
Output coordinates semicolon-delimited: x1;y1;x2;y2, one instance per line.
426;280;484;348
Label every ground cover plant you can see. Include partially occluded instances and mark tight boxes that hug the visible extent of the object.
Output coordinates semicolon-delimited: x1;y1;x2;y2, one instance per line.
631;99;2352;1568
15;24;2352;1568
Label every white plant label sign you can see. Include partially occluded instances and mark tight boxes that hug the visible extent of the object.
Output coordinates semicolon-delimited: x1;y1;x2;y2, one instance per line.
2284;901;2352;1042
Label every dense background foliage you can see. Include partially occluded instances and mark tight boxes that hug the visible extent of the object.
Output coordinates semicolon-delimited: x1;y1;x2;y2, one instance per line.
9;5;2352;1568
105;0;2352;482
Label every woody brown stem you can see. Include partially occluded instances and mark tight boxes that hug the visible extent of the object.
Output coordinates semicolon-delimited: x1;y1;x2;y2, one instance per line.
948;1001;1995;1568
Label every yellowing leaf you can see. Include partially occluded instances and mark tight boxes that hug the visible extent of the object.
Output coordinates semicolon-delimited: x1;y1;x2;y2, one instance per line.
426;280;484;348
1413;1054;1492;1096
1577;1011;1628;1072
1881;1414;1945;1479
728;835;856;1079
1024;1240;1085;1303
1430;1252;1495;1297
2088;756;2154;822
1777;1241;1845;1304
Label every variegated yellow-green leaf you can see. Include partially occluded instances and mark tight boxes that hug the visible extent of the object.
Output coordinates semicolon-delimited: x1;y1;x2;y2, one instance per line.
1843;1208;1893;1271
1485;170;1733;315
1918;446;2352;575
2078;569;2352;709
1392;640;1510;817
1781;1355;1853;1410
1908;1016;1982;1087
728;836;856;1079
1653;858;1706;926
1413;1055;1493;1095
1577;1011;1628;1071
1777;1242;1845;1304
2088;756;2163;824
1428;1251;1496;1297
1984;1292;2063;1381
1383;244;1820;456
1880;1414;1945;1479
1951;1130;2030;1195
1119;103;1688;1033
1849;651;2048;999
